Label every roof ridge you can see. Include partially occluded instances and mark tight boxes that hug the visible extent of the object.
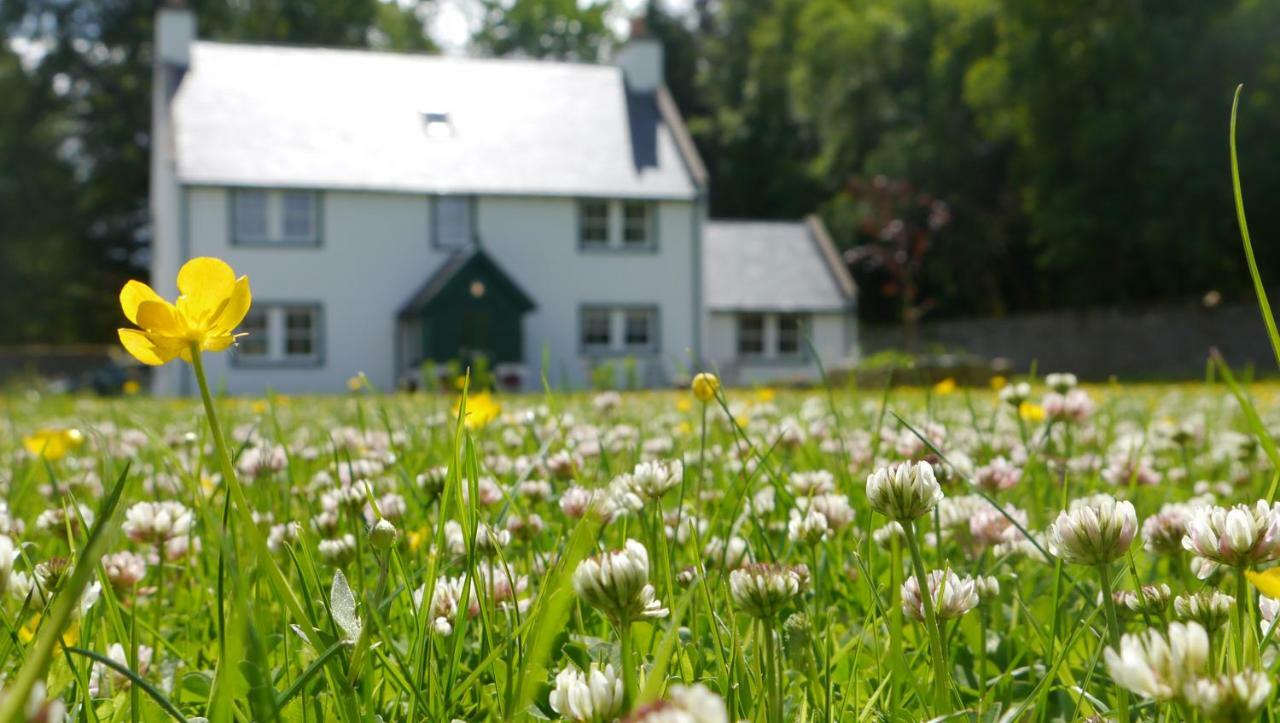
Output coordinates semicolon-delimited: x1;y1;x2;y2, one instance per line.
192;40;620;73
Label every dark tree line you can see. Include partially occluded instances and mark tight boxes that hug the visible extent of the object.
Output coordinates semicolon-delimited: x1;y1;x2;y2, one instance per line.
3;0;1280;342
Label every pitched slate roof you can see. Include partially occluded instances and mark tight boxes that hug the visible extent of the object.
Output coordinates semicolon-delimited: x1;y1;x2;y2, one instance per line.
172;42;701;199
704;216;856;312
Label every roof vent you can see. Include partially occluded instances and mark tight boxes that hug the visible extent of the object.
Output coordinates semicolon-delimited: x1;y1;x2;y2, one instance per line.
420;111;453;139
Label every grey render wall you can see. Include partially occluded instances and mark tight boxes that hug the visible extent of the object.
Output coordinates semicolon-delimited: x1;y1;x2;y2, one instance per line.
860;303;1277;379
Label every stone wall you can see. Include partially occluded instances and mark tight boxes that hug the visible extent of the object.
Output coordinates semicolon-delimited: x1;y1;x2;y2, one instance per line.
860;303;1277;379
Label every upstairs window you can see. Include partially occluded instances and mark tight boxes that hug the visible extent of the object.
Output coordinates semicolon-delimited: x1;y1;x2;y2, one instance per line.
737;313;765;356
434;196;473;249
579;201;610;249
233;190;268;242
622;202;651;248
282;191;317;242
231;189;320;246
777;314;806;356
579;200;657;251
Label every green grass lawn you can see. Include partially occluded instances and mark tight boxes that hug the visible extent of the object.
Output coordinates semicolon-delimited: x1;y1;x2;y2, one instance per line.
1;378;1278;721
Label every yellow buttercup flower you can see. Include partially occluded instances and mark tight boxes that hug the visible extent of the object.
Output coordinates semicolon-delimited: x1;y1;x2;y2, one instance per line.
23;428;83;461
691;372;720;403
19;615;78;648
1247;568;1280;598
989;375;1008;391
1019;402;1046;422
755;387;777;403
347;375;367;392
676;398;693;413
933;378;957;395
117;257;252;366
122;379;141;395
454;392;501;430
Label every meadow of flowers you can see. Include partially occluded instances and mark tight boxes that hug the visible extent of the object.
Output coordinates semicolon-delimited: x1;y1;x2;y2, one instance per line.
6;354;1280;722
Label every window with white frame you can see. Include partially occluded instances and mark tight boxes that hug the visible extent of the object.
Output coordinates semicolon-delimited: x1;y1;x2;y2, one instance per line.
233;304;323;365
580;306;658;355
434;195;473;248
623;308;656;351
580;307;612;351
579;200;610;249
737;313;765;355
622;201;651;248
777;313;806;355
231;189;320;245
233;189;269;242
282;191;317;242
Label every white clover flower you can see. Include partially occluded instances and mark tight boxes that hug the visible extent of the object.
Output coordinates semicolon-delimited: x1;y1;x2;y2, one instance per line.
975;575;1000;602
1104;622;1209;701
547;662;624;723
1182;501;1280;578
122;501;193;545
414;575;467;636
90;642;151;697
101;550;147;590
901;569;979;622
1185;671;1272;721
1045;372;1078;393
317;534;357;566
1046;495;1137;565
865;461;943;522
702;535;750;569
787;507;829;545
0;535;19;595
973;457;1021;493
616;460;683;503
572;539;668;622
1173;591;1235;633
1143;502;1196;556
1117;584;1172;615
1000;381;1032;407
788;470;836;497
729;563;808;620
627;683;729;723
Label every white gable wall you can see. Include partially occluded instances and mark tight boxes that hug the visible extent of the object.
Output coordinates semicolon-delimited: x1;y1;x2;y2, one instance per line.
157;187;698;395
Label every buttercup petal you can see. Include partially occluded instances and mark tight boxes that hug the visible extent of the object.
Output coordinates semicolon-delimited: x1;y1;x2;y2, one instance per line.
118;329;170;366
1247;569;1280;599
203;334;236;352
211;276;252;335
177;257;237;322
136;300;185;337
120;281;166;325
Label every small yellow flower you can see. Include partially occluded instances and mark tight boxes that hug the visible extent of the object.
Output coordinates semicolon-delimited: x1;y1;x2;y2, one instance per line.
1019;402;1045;422
117;257;252;366
676;398;693;413
23;428;84;461
407;527;431;552
347;375;366;392
933;378;957;395
989;375;1008;391
454;392;501;430
122;379;141;395
19;614;79;648
691;372;720;403
755;387;777;403
250;400;268;415
1247;568;1280;598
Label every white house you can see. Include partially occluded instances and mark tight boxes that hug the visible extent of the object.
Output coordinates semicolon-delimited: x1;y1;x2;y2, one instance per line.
149;7;857;395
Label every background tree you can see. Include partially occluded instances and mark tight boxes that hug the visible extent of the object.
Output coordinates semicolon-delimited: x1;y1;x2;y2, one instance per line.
471;0;612;61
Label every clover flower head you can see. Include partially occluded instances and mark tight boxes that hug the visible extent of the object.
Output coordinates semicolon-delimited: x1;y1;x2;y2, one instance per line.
1181;501;1280;578
999;382;1032;407
1104;622;1209;701
572;539;668;622
729;563;809;620
548;662;624;723
787;507;830;546
1046;494;1137;565
1045;372;1078;393
1143;502;1196;556
122;501;193;545
1185;671;1273;721
901;568;980;622
1172;591;1235;633
625;683;729;723
1116;584;1172;615
101;550;147;590
865;461;943;522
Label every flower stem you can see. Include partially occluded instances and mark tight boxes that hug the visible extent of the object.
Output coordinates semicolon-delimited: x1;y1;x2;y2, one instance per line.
903;520;950;714
1235;569;1251;670
1097;563;1131;723
619;617;637;711
761;621;782;723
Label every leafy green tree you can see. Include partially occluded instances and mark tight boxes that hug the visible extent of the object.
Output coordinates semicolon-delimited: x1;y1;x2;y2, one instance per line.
472;0;613;61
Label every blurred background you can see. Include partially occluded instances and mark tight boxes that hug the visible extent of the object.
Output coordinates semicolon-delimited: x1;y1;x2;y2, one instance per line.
3;0;1280;390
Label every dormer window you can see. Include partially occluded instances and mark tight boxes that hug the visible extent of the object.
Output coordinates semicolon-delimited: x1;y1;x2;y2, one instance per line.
421;111;453;139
